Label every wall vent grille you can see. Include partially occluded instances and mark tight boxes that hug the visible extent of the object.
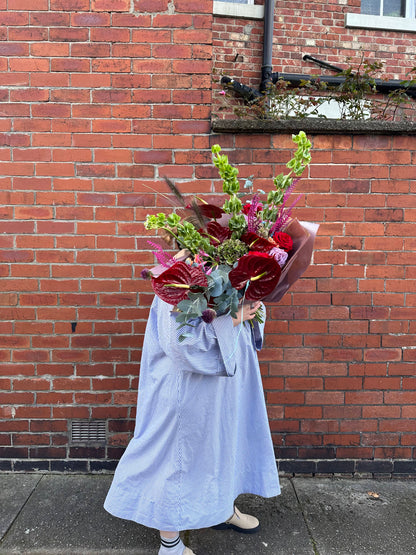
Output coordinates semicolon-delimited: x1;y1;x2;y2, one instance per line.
71;419;107;443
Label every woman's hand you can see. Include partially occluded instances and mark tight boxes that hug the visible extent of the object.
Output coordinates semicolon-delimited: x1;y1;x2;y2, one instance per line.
232;301;262;327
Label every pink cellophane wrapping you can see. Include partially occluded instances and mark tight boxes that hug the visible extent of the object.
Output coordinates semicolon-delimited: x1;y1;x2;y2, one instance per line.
263;219;319;303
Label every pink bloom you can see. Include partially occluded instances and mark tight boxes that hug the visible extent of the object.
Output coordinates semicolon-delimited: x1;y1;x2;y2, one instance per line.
269;247;288;268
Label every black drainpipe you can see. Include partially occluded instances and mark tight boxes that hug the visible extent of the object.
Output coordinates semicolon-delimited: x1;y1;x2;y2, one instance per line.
220;0;275;103
260;0;275;93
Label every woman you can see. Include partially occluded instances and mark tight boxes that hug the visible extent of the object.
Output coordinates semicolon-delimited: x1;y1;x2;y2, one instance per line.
104;296;280;555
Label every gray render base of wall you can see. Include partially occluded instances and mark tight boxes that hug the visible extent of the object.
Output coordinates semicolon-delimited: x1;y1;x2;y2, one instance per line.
1;458;415;477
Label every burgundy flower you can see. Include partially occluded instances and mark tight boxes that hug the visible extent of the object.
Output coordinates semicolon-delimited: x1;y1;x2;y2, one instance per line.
202;308;217;323
187;202;224;219
188;264;209;286
151;261;207;305
241;232;275;253
203;221;232;245
228;252;281;301
273;231;293;253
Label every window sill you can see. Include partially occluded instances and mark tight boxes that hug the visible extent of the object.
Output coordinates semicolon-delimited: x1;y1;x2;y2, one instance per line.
213;1;264;20
345;12;416;33
211;118;416;135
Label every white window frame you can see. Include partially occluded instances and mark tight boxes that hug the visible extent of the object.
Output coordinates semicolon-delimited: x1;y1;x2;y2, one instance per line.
345;0;416;32
213;0;264;20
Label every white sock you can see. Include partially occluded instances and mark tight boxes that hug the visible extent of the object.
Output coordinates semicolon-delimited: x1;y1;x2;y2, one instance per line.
158;534;185;555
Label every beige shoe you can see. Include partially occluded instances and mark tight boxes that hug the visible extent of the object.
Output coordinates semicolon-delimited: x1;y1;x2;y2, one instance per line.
183;548;196;555
212;505;260;534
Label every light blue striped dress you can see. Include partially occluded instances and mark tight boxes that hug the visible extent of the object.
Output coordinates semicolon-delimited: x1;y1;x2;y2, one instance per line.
104;296;280;531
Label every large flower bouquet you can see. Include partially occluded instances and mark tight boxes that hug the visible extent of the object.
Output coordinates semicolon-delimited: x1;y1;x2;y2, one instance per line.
143;131;318;339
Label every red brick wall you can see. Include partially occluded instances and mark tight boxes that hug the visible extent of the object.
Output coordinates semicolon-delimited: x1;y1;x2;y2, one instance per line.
1;1;415;473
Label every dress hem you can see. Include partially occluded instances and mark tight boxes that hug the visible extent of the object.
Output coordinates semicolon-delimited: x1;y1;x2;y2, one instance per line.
104;487;281;532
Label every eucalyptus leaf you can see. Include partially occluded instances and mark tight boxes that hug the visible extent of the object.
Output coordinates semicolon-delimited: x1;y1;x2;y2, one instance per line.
179;333;193;342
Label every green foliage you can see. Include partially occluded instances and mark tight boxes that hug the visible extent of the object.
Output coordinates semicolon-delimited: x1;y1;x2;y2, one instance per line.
144;211;214;256
333;56;380;120
213;285;240;318
207;265;231;297
176;221;214;256
217;239;248;266
288;130;312;174
176;292;208;323
145;213;169;229
212;131;311;227
211;149;240;196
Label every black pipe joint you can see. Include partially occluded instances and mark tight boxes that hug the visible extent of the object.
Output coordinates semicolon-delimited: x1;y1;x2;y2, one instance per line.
221;76;263;103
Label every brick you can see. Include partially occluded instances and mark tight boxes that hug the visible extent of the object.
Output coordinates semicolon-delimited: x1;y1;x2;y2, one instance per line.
134;0;169;11
285;406;322;419
285;434;322;446
92;0;130;10
279;460;316;474
13;433;50;446
374;447;411;459
300;419;339;435
0;392;34;404
112;13;151;27
51;0;89;9
284;377;322;390
364;349;402;362
325;377;362;390
345;391;384;405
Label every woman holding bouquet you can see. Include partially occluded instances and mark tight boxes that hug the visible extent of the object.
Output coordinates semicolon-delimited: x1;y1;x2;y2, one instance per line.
104;133;315;554
104;296;280;554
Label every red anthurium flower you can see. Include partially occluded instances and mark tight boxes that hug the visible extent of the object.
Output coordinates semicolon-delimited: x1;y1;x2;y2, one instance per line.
241;232;275;253
188;264;209;287
204;221;232;244
152;261;207;305
229;252;281;301
273;231;293;253
198;203;224;219
187;202;224;219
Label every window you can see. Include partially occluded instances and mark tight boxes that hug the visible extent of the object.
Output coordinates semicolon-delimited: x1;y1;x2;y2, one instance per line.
213;0;263;19
345;0;416;32
361;0;406;17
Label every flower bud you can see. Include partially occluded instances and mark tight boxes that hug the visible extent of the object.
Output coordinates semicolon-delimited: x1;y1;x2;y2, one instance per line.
201;308;217;324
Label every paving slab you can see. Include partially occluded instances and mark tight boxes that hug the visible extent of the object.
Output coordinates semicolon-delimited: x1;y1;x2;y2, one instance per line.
293;477;416;555
0;474;42;540
189;479;314;555
0;474;157;554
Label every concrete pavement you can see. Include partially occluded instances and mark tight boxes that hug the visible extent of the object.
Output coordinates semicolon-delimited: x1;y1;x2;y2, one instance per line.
0;473;415;554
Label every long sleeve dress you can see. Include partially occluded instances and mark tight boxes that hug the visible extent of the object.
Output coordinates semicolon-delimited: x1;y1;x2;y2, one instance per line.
104;296;280;532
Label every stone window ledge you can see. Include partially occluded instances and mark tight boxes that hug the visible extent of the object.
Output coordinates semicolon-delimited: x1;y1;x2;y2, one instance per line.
213;1;264;19
211;118;416;135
